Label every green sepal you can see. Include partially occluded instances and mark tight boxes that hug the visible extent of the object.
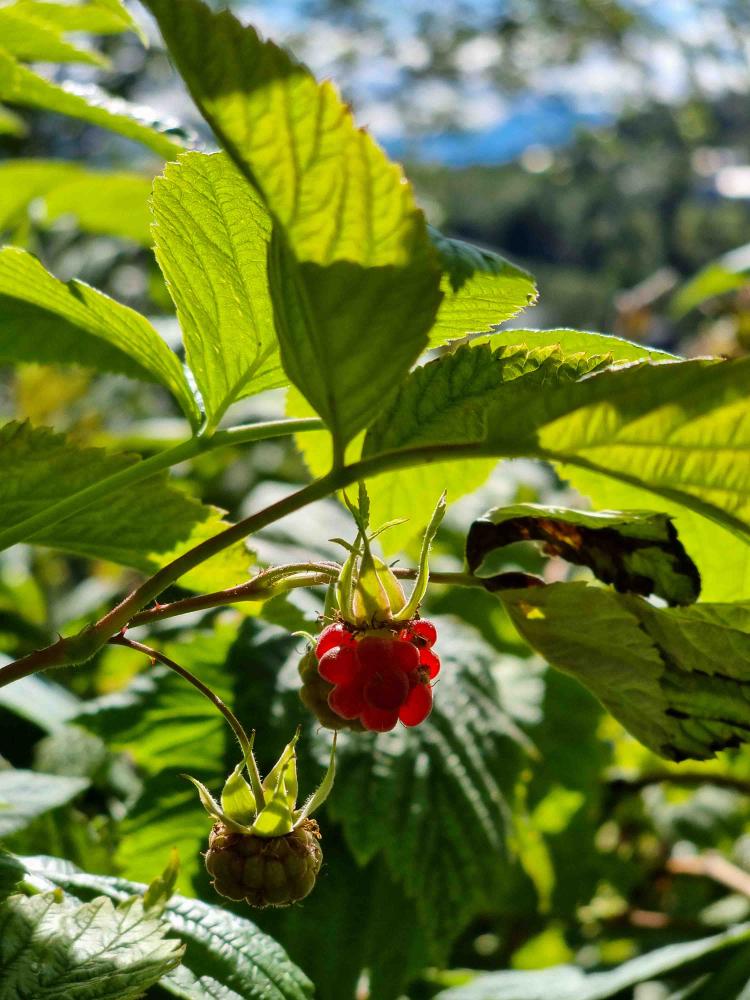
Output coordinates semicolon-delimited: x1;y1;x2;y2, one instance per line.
394;491;447;621
369;518;409;540
261;728;299;800
294;733;337;827
183;774;249;834
336;543;359;621
343;484;407;625
251;757;296;837
374;555;407;614
323;581;338;620
220;759;257;826
351;539;393;625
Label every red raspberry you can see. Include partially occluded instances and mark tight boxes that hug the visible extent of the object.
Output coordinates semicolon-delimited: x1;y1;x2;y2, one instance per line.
399;682;433;727
318;644;358;684
328;677;366;720
316;622;355;658
418;647;441;680
357;636;419;675
361;704;401;732
363;666;409;711
297;647;364;731
407;619;437;647
311;624;437;733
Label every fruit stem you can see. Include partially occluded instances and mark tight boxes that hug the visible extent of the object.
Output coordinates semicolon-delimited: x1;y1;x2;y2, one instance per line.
127;564;340;627
110;634;266;808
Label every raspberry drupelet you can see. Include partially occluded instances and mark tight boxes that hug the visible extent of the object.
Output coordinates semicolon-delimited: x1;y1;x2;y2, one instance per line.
315;619;440;732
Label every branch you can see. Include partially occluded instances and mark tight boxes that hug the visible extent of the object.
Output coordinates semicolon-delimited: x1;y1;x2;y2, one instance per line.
127;566;490;628
666;852;750;898
0;441;486;687
609;771;750;798
127;565;340;627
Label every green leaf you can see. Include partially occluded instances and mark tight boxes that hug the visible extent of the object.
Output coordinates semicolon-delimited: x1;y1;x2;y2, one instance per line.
285;340;497;558
434;922;750;1000
501;581;750;761
428;228;537;345
151;152;284;427
0;249;198;424
358;342;605;554
0;892;183;999
0;103;24;136
0;769;89;837
144;0;442;450
0;850;25;903
0;8;107;66
365;344;750;547
0;161;151;243
467;504;700;605
328;617;536;944
363;341;610;457
0;672;80;733
564;463;750;603
20;856;314;1000
0;421;250;590
487;357;750;541
0;50;185;159
672;243;750;318
141;849;180;915
42;170;152;245
4;1;142;35
0;160;80;231
484;326;676;361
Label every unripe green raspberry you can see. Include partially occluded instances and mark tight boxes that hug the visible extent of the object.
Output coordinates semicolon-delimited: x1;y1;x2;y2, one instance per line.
205;818;322;908
298;647;364;732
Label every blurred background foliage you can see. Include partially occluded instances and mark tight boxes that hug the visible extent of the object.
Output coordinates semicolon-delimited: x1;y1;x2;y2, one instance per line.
3;1;750;997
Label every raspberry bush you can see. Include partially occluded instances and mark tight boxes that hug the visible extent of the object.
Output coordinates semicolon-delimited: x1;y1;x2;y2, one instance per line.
1;0;750;997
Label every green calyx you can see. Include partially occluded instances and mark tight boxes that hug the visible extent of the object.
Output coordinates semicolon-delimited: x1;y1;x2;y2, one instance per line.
186;729;337;839
335;486;446;627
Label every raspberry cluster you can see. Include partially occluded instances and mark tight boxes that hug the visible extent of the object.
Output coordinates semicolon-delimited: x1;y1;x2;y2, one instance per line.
314;619;440;732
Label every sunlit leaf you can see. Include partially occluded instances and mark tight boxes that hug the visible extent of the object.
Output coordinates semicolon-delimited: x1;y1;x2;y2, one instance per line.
144;0;442;450
152;152;284;427
502;581;750;761
0;770;89;837
0;50;185;158
0;248;198;423
0;892;183;1000
0;8;107;66
21;855;314;1000
0;422;250;590
365;345;750;548
428;228;537;345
